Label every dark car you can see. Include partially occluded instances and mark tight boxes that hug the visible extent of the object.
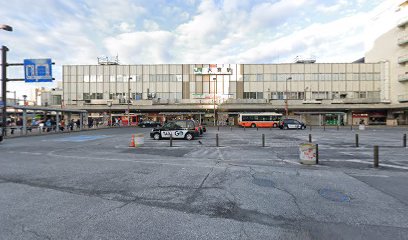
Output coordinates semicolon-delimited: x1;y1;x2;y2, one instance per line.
150;120;200;140
138;121;161;128
279;119;306;130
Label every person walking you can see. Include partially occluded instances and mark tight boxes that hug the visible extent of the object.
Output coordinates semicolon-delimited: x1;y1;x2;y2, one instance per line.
59;119;65;131
76;119;80;129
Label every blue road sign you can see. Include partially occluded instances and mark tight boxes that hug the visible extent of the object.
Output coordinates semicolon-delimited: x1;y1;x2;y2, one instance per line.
24;59;53;82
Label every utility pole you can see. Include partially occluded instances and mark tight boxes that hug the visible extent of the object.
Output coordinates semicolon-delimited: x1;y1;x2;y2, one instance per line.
285;77;292;118
128;77;132;126
1;46;8;136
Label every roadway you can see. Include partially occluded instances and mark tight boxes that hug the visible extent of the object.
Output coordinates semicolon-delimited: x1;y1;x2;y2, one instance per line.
0;126;407;239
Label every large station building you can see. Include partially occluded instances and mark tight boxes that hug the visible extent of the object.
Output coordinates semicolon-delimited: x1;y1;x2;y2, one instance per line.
61;1;408;126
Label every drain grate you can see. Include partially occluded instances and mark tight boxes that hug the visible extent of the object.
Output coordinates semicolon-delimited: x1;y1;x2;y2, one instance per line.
318;188;350;202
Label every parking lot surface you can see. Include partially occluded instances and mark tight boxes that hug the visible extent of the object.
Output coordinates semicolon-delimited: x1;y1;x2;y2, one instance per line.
0;126;407;239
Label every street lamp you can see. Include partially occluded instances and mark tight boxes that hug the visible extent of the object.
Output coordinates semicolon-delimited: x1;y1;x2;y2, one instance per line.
212;77;216;126
285;77;292;118
127;77;132;126
0;25;12;32
1;24;13;137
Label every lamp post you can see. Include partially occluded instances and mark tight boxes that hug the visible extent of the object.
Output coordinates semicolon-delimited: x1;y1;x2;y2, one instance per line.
285;77;292;118
212;77;216;126
1;24;12;137
127;77;132;126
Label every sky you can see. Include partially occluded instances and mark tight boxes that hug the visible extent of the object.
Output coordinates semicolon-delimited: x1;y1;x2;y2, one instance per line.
0;0;405;101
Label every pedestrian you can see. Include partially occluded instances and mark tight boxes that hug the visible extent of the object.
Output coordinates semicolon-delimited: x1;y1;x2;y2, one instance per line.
45;119;52;132
76;119;80;129
59;119;65;131
70;119;75;131
226;118;229;126
9;120;16;135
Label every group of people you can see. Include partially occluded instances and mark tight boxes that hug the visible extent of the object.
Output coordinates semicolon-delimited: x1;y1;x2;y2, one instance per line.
58;119;81;132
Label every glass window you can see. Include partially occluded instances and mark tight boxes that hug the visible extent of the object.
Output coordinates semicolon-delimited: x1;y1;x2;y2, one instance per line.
110;76;116;82
90;75;96;82
84;76;90;82
243;75;250;81
117;75;124;82
256;74;263;81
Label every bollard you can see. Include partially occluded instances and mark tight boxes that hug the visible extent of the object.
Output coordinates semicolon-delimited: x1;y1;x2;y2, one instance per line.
309;134;312;143
262;134;265;147
374;145;379;168
216;133;219;147
316;144;319;164
355;133;359;147
403;134;407;148
170;134;173;147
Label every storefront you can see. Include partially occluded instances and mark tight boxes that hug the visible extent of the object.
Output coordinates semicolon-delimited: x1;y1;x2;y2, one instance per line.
352;111;386;125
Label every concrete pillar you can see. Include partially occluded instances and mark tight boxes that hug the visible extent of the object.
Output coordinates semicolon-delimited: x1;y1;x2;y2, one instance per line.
56;112;60;132
22;109;27;135
80;113;83;130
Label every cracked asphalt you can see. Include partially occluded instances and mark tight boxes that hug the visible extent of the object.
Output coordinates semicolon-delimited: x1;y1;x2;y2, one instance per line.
0;126;407;239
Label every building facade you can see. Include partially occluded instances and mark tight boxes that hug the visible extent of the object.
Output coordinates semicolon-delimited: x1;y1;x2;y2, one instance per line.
61;61;406;126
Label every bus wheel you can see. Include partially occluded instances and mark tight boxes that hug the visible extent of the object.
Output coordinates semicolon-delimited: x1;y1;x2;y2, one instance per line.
273;123;277;128
251;123;256;128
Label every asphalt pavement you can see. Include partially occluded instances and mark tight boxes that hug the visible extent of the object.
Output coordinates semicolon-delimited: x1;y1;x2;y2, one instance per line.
0;126;407;239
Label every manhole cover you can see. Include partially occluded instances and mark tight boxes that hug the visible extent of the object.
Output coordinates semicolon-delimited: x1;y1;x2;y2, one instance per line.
253;178;275;188
318;188;350;202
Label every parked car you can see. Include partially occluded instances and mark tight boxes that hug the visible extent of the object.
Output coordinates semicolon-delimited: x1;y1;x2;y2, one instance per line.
138;121;161;128
279;119;307;130
150;120;200;140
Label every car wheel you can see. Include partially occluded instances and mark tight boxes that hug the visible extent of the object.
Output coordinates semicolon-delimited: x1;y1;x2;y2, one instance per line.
153;133;161;140
301;126;306;130
156;124;160;127
284;125;288;130
185;133;193;140
251;123;256;128
142;125;146;128
273;123;277;128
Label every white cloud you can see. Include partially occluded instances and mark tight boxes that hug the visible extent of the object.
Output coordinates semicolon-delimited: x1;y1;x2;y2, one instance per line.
143;20;160;31
316;0;350;13
103;31;175;63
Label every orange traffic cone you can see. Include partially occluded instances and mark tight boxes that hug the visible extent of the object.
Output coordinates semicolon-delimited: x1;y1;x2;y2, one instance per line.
129;134;135;147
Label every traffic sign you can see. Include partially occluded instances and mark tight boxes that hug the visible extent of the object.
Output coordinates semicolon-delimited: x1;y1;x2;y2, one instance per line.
24;59;53;82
